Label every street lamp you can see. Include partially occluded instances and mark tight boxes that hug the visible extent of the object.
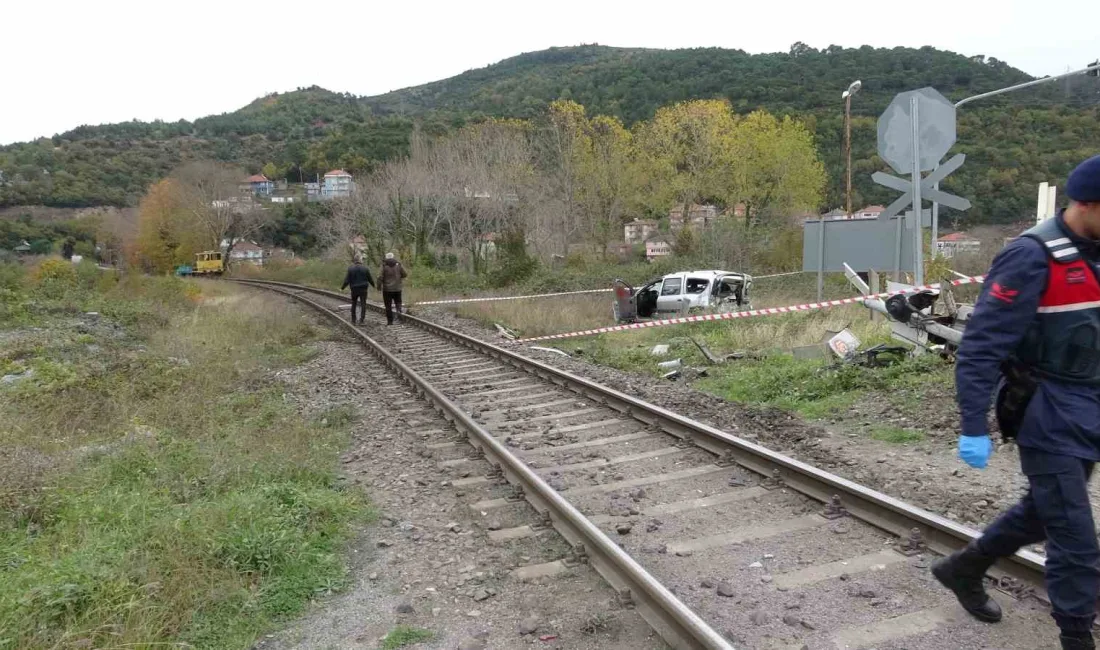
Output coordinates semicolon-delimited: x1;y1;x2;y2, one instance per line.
842;80;862;218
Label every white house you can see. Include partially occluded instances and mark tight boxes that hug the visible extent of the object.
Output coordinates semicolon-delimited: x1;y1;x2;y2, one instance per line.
229;240;265;266
322;170;354;199
936;232;981;258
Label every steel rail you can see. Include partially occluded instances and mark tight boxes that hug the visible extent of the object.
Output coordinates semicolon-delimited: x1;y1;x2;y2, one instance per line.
238;280;735;650
238;279;1048;595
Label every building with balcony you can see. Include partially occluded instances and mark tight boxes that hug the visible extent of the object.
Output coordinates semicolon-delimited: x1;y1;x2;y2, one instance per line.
322;170;354;199
624;219;658;244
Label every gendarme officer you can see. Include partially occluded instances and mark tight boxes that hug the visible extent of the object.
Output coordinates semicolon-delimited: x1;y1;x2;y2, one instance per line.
934;154;1100;650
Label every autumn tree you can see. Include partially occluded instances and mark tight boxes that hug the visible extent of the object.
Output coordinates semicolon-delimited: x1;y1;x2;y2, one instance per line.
576;115;634;255
728;111;825;225
133;179;202;272
632;99;740;216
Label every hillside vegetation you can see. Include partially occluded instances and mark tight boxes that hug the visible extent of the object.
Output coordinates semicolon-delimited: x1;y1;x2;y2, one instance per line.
2;44;1098;225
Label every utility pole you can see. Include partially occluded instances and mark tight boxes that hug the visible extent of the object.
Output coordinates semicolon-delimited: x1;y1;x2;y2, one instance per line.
843;80;862;217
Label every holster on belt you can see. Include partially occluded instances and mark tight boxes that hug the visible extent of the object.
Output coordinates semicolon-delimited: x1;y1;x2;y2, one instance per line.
995;360;1038;441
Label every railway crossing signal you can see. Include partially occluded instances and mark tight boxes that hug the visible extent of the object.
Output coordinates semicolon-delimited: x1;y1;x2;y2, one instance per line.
873;87;971;285
874;153;972;220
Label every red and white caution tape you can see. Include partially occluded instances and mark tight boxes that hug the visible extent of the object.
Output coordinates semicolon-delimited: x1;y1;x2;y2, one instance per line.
752;271;804;279
413;288;611;306
517;275;986;343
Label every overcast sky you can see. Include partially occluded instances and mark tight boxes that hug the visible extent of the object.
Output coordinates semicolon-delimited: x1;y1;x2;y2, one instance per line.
2;0;1096;145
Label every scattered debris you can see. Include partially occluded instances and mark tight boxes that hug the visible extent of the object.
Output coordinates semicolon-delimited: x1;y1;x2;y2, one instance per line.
530;346;570;358
689;337;724;365
656;358;682;371
826;328;861;360
1;368;34;385
495;323;518;340
650;344;670;356
615;522;633;535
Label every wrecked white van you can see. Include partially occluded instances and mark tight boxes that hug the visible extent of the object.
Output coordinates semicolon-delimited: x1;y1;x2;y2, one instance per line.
613;270;753;323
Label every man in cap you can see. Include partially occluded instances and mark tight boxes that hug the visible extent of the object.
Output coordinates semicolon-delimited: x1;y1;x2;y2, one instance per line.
933;155;1100;650
379;252;408;325
340;253;375;325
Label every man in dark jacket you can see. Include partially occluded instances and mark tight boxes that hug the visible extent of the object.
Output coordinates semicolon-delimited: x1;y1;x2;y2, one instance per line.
340;254;375;325
933;155;1100;650
379;252;408;325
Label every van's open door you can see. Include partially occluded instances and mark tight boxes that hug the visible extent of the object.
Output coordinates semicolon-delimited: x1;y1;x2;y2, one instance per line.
612;279;636;322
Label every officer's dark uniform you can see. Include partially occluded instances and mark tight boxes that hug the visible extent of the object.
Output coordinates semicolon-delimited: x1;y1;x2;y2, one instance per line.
937;156;1100;650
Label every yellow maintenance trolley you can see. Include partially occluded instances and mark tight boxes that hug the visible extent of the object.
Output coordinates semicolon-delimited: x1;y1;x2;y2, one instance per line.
177;251;225;276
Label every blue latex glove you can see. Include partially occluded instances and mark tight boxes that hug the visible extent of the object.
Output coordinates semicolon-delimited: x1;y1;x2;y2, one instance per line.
958;434;993;469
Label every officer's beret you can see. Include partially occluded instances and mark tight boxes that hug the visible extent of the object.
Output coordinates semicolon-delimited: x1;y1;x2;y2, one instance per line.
1066;155;1100;203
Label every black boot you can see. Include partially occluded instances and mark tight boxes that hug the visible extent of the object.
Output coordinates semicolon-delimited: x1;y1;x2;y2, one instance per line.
1061;634;1096;650
930;542;1003;623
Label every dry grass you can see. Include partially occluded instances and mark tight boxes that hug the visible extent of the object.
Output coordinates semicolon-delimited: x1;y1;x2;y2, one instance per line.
449;293;613;337
0;265;367;649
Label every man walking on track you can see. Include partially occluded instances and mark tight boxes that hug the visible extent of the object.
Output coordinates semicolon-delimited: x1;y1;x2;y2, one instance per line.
380;252;408;325
340;254;375;325
935;154;1100;650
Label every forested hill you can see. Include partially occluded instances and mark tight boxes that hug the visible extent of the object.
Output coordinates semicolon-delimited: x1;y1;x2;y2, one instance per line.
363;44;1038;120
2;43;1098;224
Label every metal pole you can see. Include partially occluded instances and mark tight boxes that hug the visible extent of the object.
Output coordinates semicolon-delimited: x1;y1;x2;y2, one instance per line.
931;166;939;254
910;96;923;286
928;64;1100;254
845;94;853;218
817;218;826;301
894;216;902;281
954;63;1100;108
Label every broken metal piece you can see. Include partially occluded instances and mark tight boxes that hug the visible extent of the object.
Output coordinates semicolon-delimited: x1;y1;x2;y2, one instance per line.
760;469;785;490
822;495;848;520
898;527;926;556
564;543;589;566
690;337;724;365
662;370;682;381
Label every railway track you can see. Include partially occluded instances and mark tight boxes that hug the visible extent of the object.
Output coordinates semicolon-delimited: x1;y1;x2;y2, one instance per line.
239;278;1063;650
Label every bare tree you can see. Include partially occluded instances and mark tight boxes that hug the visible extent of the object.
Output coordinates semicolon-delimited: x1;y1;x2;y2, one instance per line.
172;161;274;266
